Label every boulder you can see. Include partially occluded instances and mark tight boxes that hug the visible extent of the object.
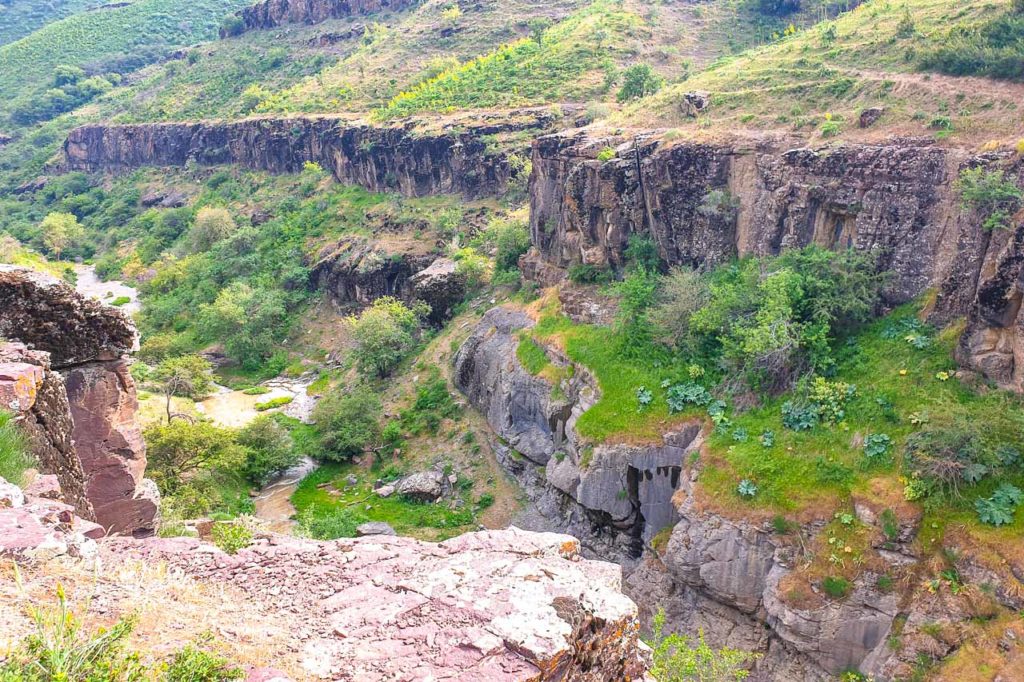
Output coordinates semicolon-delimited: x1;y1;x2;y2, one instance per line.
355;521;396;537
679;91;711;118
410;257;467;322
396;471;445;501
859;106;885;128
0;477;25;508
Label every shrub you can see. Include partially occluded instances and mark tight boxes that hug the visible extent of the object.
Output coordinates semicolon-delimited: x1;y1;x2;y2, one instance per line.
164;642;243;681
975;483;1023;526
567;263;614;284
220;14;245;38
0;584;146;681
110;296;132;307
823;576;851;599
347;297;429;378
666;383;712;413
615;268;659;358
145;421;239;494
617;63;664;102
624;234;660;272
918;13;1024;82
210;521;253;555
597;147;616;162
198;282;291;370
242;386;271;396
781;401;818;431
477;493;495;509
152;354;213;423
954;167;1023;231
189;207;236;252
0;411;34;486
237;415;300;486
864;433;893;460
486;218;530;272
649;267;709;350
648;609;755;681
312;388;381;462
903;423;986;500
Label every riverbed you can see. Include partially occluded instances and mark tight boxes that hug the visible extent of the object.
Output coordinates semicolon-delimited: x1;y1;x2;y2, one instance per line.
73;264;140;316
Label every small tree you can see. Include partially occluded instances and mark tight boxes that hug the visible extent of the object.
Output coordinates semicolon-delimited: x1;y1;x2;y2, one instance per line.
347;297;429;378
189;207;236;252
617;64;664;102
312;388;381;462
40;212;83;261
144;421;238;492
616;268;659;358
650;267;710;351
527;17;553;45
237;415;300;485
648;609;755;681
152;355;213;423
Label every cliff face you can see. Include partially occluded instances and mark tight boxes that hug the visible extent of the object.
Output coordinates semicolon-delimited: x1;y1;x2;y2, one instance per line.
526;131;1024;388
453;306;1024;681
226;0;418;36
0;267;157;536
62;113;552;199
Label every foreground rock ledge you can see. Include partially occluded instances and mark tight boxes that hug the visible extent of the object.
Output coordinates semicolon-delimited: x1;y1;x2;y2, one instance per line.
102;527;651;681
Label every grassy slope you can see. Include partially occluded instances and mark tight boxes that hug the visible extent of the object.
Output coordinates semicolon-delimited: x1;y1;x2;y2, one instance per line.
623;0;1024;146
0;0;96;46
0;0;251;124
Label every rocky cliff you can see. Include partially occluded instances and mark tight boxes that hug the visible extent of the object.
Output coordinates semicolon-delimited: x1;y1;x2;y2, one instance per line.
525;130;1024;389
0;266;157;536
226;0;418;36
454;305;1024;680
62;110;559;199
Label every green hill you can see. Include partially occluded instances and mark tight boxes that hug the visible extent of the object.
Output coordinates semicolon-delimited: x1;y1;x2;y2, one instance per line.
0;0;96;47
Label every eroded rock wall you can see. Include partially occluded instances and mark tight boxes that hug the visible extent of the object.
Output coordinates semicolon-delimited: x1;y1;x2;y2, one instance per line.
454;306;1024;680
526;131;1024;388
62;113;550;199
226;0;418;36
0;267;156;536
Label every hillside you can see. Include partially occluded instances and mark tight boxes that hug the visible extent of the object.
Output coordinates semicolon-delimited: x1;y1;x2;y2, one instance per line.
0;0;97;46
2;0;1024;680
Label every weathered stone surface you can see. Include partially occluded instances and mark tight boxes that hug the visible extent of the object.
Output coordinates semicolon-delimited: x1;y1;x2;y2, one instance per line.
103;528;650;680
0;267;155;535
0;476;24;508
65;360;157;536
859;107;885;128
410;257;467;322
0;266;137;368
62;111;557;199
311;239;434;309
0;342;91;518
0;479;102;562
355;521;396;536
226;0;416;36
396;470;445;501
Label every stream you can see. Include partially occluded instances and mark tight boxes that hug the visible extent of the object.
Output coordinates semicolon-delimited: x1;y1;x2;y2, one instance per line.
73;264;320;532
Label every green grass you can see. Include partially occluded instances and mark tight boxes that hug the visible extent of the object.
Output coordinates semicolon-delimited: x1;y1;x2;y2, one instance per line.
292;463;476;541
255;396;293;411
0;410;35;486
516;335;551;375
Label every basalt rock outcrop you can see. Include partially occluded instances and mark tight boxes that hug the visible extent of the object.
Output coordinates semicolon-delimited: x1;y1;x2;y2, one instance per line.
102;528;650;680
62;111;558;199
525;130;1024;389
454;306;1024;680
0;266;156;536
226;0;418;36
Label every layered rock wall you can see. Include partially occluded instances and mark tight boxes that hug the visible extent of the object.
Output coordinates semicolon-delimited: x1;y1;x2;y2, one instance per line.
526;131;1024;388
0;267;156;536
62;114;545;199
226;0;418;36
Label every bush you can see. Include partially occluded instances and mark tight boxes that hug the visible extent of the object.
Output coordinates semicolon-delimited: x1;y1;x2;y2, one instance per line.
615;268;659;358
189;207;236;252
483;217;531;273
145;421;240;494
648;609;755;681
954;167;1023;231
616;63;663;102
312;388;381;462
567;263;614;284
220;14;245;37
624;234;660;272
210;521;253;555
347;297;429;378
918;13;1024;82
164;642;243;681
198;282;291;370
237;415;300;486
649;267;709;350
903;423;987;500
0;411;35;486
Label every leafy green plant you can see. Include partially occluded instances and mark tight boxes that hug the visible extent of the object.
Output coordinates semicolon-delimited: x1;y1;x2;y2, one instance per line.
975;483;1024;526
864;433;893;460
647;609;754;681
954;167;1024;231
164;639;242;681
760;429;776;448
737;479;758;499
597;147;616;162
617;63;663;102
241;386;271;396
667;383;712;413
781;401;818;431
210;521;253;554
637;386;654;410
312;388;382;462
254;396;293;412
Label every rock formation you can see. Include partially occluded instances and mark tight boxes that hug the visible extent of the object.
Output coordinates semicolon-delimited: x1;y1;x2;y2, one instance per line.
0;475;103;562
62;110;561;199
0;266;157;536
453;305;1024;680
525;130;1024;389
101;527;648;680
225;0;418;36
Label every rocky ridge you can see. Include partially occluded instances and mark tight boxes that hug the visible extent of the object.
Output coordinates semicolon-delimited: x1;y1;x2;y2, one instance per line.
0;266;157;536
61;110;562;199
453;305;1024;680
